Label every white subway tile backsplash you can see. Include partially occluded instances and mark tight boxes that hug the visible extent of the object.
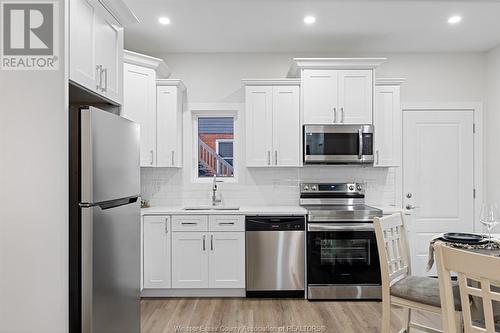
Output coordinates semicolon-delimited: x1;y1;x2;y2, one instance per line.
141;166;399;208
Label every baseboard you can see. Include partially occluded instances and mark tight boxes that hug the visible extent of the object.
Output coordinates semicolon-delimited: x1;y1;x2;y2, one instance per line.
141;288;246;298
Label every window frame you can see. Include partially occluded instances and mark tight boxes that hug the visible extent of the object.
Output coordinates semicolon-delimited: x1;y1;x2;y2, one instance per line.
189;103;241;184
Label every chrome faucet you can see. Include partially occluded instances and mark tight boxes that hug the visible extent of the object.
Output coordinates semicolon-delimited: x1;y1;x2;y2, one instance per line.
212;175;222;206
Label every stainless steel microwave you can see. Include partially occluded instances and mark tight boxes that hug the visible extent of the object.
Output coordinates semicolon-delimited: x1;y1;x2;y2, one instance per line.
303;125;374;164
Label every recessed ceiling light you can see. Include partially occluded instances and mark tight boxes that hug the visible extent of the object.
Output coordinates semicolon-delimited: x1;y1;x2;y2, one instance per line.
158;17;171;25
304;16;316;25
448;15;462;24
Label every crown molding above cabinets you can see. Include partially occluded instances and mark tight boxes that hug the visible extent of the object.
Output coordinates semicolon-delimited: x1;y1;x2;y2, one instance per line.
241;79;301;86
124;50;171;78
157;79;187;91
98;0;139;27
376;78;407;86
288;58;387;78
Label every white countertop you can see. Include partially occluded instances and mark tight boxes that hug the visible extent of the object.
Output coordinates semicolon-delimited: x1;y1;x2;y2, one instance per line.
141;206;308;216
141;205;401;216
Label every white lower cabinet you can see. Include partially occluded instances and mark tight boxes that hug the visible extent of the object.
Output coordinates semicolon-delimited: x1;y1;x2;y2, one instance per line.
172;232;209;288
209;232;245;288
143;215;171;289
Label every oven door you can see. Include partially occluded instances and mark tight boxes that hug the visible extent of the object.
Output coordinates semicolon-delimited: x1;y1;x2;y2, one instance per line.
304;125;373;164
307;223;381;286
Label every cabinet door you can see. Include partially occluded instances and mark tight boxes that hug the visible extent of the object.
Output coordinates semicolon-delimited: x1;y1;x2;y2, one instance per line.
374;85;401;167
95;10;123;104
122;63;156;166
143;216;171;289
208;232;245;288
69;0;97;91
302;69;338;124
338;70;373;124
272;86;301;167
172;232;209;288
157;86;182;167
245;86;273;166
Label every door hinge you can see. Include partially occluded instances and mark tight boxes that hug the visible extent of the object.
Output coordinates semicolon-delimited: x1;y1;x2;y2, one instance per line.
473;123;476;134
473;188;476;199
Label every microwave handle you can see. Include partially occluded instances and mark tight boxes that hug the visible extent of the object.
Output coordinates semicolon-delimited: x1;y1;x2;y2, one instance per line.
358;129;363;160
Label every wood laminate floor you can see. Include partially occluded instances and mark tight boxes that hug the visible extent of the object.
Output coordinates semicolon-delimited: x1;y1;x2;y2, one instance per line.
141;298;441;333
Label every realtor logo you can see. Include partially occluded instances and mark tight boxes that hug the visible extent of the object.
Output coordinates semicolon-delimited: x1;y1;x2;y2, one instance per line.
1;1;59;70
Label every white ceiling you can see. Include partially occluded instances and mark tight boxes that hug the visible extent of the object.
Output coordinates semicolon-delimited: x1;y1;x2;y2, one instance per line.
123;0;500;54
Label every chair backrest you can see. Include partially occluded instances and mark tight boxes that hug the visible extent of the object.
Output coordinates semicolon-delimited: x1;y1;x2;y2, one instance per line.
374;213;411;291
435;243;500;333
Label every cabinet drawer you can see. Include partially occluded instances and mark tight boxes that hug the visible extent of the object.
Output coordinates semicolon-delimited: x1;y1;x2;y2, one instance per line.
172;215;208;232
209;215;245;232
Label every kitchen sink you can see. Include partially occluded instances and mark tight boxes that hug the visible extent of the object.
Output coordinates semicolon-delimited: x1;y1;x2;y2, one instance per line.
182;206;240;211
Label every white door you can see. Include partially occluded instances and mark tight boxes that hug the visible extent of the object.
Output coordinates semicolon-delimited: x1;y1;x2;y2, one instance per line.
94;10;123;104
373;85;401;167
122;63;156;167
69;0;97;91
245;86;273;166
171;232;209;288
272;86;301;167
156;85;181;167
143;216;171;289
208;232;245;288
302;69;339;124
338;70;373;124
403;110;474;275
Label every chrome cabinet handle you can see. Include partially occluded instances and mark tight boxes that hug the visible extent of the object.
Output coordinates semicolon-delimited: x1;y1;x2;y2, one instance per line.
210;235;214;251
150;149;154;165
340;107;344;123
202;235;206;251
358;129;363;160
171;150;175;166
267;151;271;166
95;65;102;90
165;219;168;233
333;107;337;123
101;68;107;92
274;151;278;166
376;150;380;165
219;222;234;225
181;222;197;225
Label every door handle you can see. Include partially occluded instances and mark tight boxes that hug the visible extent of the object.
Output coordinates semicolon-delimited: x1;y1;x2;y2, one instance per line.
210;234;213;251
150;150;154;165
275;150;278;166
340;107;344;123
101;68;107;93
267;151;271;166
95;65;102;91
358;129;363;160
405;204;420;210
171;150;175;166
202;235;206;251
333;107;337;123
165;219;168;233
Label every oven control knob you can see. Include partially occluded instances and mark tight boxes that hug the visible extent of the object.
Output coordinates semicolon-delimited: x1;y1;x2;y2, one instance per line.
303;185;309;191
348;185;355;191
356;184;362;191
311;185;317;191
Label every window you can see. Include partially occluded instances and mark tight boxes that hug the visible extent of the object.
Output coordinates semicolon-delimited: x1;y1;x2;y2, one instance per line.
197;116;234;178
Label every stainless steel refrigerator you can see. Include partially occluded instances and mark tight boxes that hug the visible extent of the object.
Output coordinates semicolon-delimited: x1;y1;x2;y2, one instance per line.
70;106;141;333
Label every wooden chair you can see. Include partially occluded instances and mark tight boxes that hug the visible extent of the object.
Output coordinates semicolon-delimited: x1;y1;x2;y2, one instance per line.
435;243;500;333
374;213;462;333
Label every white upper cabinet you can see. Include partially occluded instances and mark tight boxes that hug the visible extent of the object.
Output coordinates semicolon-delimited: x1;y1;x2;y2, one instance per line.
338;70;373;124
156;81;185;168
373;79;405;167
122;63;157;166
122;51;176;167
290;58;386;125
302;70;339;124
69;0;124;104
244;80;301;167
143;215;171;289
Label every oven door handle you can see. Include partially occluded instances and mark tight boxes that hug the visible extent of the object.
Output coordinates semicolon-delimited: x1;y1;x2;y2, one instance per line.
308;223;374;232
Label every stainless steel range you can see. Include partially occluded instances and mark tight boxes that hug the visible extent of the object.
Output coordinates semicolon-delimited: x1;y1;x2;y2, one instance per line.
301;183;383;300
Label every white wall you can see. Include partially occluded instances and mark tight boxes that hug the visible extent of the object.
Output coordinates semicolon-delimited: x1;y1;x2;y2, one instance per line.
486;45;500;205
140;52;485;209
0;1;68;332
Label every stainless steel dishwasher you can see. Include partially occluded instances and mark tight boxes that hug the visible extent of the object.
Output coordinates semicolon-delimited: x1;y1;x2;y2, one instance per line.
245;216;305;298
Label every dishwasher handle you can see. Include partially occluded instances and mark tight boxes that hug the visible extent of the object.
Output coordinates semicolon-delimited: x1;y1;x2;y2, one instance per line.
245;216;305;231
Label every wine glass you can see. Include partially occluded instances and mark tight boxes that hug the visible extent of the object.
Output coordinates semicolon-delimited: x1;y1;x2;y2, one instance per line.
479;203;499;249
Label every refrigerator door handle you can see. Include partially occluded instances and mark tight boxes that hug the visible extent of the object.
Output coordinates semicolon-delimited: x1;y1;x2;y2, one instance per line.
81;207;93;333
